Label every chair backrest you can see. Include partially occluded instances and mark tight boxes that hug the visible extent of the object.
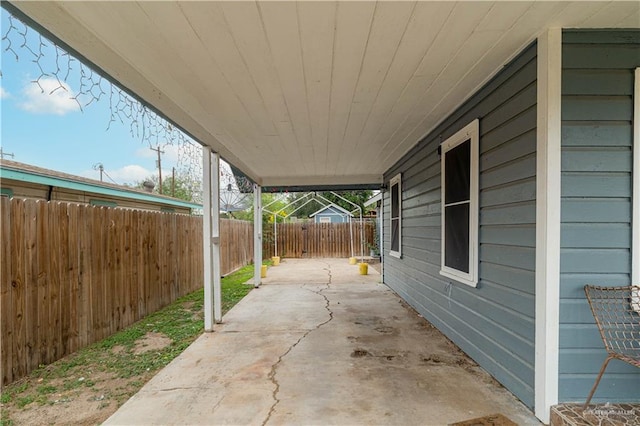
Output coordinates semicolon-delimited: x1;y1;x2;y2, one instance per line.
583;285;640;362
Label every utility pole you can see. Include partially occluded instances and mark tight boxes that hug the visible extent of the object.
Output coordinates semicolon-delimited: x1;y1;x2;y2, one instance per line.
93;163;104;181
0;147;15;160
150;145;165;194
171;167;176;197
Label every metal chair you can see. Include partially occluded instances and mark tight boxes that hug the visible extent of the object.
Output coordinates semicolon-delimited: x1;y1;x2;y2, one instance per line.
582;285;640;409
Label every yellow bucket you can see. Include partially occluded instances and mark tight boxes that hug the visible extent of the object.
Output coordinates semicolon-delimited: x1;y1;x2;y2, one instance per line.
358;262;368;275
349;257;357;265
272;256;280;266
261;264;268;278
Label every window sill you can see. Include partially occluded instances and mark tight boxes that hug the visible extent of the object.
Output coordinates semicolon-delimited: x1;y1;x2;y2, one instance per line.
439;269;477;288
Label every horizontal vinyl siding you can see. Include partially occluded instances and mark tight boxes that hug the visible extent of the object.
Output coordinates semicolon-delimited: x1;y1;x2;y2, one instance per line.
383;43;537;408
559;30;640;403
0;179;192;214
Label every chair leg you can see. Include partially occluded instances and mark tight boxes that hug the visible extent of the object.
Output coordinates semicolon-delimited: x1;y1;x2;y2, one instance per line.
582;355;614;410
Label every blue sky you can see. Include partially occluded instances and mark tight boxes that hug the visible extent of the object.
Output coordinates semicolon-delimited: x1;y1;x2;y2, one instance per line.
1;9;193;186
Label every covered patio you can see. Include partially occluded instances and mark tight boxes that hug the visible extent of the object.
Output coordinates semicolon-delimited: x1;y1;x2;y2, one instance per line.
4;2;639;423
104;259;539;425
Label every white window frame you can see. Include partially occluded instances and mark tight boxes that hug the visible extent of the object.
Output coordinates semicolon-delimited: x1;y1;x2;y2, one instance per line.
319;216;332;224
439;119;479;287
389;173;402;258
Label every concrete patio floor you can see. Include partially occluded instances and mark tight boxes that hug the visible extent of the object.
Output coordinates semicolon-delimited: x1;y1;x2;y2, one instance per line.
104;258;540;425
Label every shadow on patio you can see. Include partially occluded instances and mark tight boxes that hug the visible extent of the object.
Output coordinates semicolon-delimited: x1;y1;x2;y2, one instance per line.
104;258;539;425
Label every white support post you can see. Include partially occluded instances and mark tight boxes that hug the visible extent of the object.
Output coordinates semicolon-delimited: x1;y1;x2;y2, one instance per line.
632;68;640;286
203;148;222;331
379;196;384;282
349;217;354;258
632;69;640;313
211;153;222;324
253;184;262;288
203;147;214;331
535;28;562;424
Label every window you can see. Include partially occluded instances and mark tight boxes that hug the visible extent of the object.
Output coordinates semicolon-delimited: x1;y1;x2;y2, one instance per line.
0;188;13;198
90;199;117;208
389;173;401;258
440;119;479;287
319;216;331;223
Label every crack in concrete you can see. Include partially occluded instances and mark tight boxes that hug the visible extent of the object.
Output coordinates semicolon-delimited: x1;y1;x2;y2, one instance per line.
262;264;335;426
159;386;210;392
320;259;333;285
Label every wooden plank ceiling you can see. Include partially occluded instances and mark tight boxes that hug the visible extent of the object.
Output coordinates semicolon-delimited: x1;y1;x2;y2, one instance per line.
9;1;639;188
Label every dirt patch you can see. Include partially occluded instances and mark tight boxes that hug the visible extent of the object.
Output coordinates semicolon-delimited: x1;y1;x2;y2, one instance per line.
374;326;395;334
422;355;444;364
133;332;172;355
351;349;371;358
2;333;172;425
422;353;477;369
3;370;155;426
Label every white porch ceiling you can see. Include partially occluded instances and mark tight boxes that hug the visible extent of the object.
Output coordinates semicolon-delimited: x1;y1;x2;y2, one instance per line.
9;1;640;188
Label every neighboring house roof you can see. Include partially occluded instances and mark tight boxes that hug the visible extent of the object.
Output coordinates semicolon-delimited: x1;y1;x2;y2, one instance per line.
309;203;353;218
0;159;201;210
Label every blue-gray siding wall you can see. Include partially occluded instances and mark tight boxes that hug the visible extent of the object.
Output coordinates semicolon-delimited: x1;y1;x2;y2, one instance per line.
559;30;640;403
314;206;349;223
383;44;537;408
314;213;346;223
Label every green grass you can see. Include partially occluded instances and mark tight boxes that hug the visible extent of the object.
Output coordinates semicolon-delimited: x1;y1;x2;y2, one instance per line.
0;261;266;423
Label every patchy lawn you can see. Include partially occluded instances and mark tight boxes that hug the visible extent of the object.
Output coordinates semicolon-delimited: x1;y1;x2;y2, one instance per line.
0;262;263;426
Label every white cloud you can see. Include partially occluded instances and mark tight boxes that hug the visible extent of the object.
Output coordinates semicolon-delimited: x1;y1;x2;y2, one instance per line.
0;86;9;99
18;78;80;115
80;164;153;186
107;165;154;185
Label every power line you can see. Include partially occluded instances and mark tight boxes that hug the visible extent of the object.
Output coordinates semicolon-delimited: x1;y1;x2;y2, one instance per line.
102;170;118;185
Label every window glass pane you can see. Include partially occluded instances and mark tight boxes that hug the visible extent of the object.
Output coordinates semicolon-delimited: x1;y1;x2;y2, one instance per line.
391;218;399;252
444;203;469;273
391;182;399;218
444;140;470;204
90;199;117;208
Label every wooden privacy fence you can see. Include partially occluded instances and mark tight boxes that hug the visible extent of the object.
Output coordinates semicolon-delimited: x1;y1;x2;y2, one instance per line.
220;219;254;275
0;198;254;387
262;221;375;259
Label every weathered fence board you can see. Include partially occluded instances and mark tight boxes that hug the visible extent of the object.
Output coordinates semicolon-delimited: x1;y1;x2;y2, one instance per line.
1;198;377;387
262;221;375;259
0;199;258;387
220;219;254;276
